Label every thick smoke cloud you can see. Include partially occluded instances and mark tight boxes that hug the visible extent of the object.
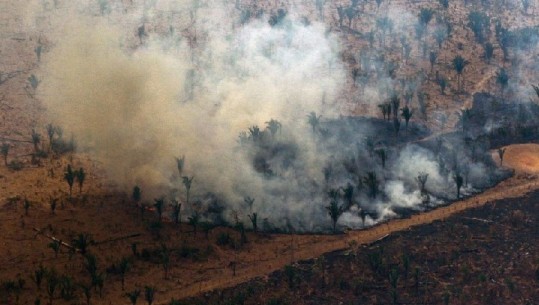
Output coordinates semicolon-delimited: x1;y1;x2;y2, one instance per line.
27;0;512;231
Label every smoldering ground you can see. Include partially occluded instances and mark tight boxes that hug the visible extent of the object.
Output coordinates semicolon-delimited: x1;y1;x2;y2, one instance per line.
28;0;514;232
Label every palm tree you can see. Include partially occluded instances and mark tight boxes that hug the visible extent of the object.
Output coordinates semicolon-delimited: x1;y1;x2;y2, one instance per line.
1;143;9;166
64;165;75;198
46;124;55;152
363;172;379;198
326;198;344;233
416;172;429;194
76;168;85;195
307;112;321;134
133;186;142;205
341;183;354;209
144;286;156;305
498;148;506;166
23;198;31;216
31;129;41;153
401;106;413;132
418;8;435;34
376;148;387;168
118;257;130;290
248;213;258;233
126;289;141;305
496;68;509;97
154;198;165;223
188;212;200;235
429;51;437;72
244;196;255;211
182;176;194;205
452;55;469;93
72;233;93;255
359;209;368;227
48;240;61;258
454;174;464;199
175;156;185;177
265;119;282;138
172;200;181;225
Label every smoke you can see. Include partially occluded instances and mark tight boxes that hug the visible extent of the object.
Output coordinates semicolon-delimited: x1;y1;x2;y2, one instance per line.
23;0;514;232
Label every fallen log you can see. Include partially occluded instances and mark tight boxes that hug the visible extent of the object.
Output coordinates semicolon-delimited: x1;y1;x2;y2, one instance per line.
33;227;77;251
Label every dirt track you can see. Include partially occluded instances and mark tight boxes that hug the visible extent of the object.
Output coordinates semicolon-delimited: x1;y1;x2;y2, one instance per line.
155;144;539;301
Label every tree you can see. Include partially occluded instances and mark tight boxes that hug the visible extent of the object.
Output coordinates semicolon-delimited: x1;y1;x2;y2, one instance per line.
72;233;93;255
429;51;437;72
359;209;368;227
418;8;435;43
126;289;141;305
182;176;194;205
133;186;142;205
1;143;9;166
172;200;181;225
248;213;258;233
393;118;401;137
23;198;31;216
341;183;354;209
188;212;200;235
468;11;490;43
265;119;282;138
175;156;185;177
33;265;46;290
160;244;171;279
307;112;321;134
434;27;447;49
46;124;56;152
48;240;61;258
452;55;469;93
144;286;156;305
416;172;429;194
31;129;41;153
153;198;165;223
401;106;413;131
76;168;85;195
64;165;75;198
46;270;58;305
454;174;464;199
326;197;344;233
496;68;509;97
522;0;530;13
376;148;387;168
484;42;495;63
244;196;255;211
438;76;448;95
390;94;400;119
438;0;449;9
363;172;379;198
118;257;130;290
49;197;57;215
498;148;506;166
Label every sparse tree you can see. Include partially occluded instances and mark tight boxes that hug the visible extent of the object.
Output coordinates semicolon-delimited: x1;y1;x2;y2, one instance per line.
175;156;185;177
172;200;181;225
401;106;413;131
72;233;93;255
118;257;130;290
307;112;321;134
76;168;85;195
182;176;194;205
376;148;387;168
126;289;141;305
23;198;31;216
326;197;344;233
416;172;429;194
248;213;258;233
265;119;282;138
438;76;448;95
48;240;61;258
496;68;509;97
188;212;200;235
1;143;9;166
452;55;469;93
144;286;156;305
429;51;437;72
484;42;494;63
454;173;464;199
64;165;75;198
498;148;506;166
153;198;165;223
31;129;41;153
359;209;368;227
363;172;379;198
